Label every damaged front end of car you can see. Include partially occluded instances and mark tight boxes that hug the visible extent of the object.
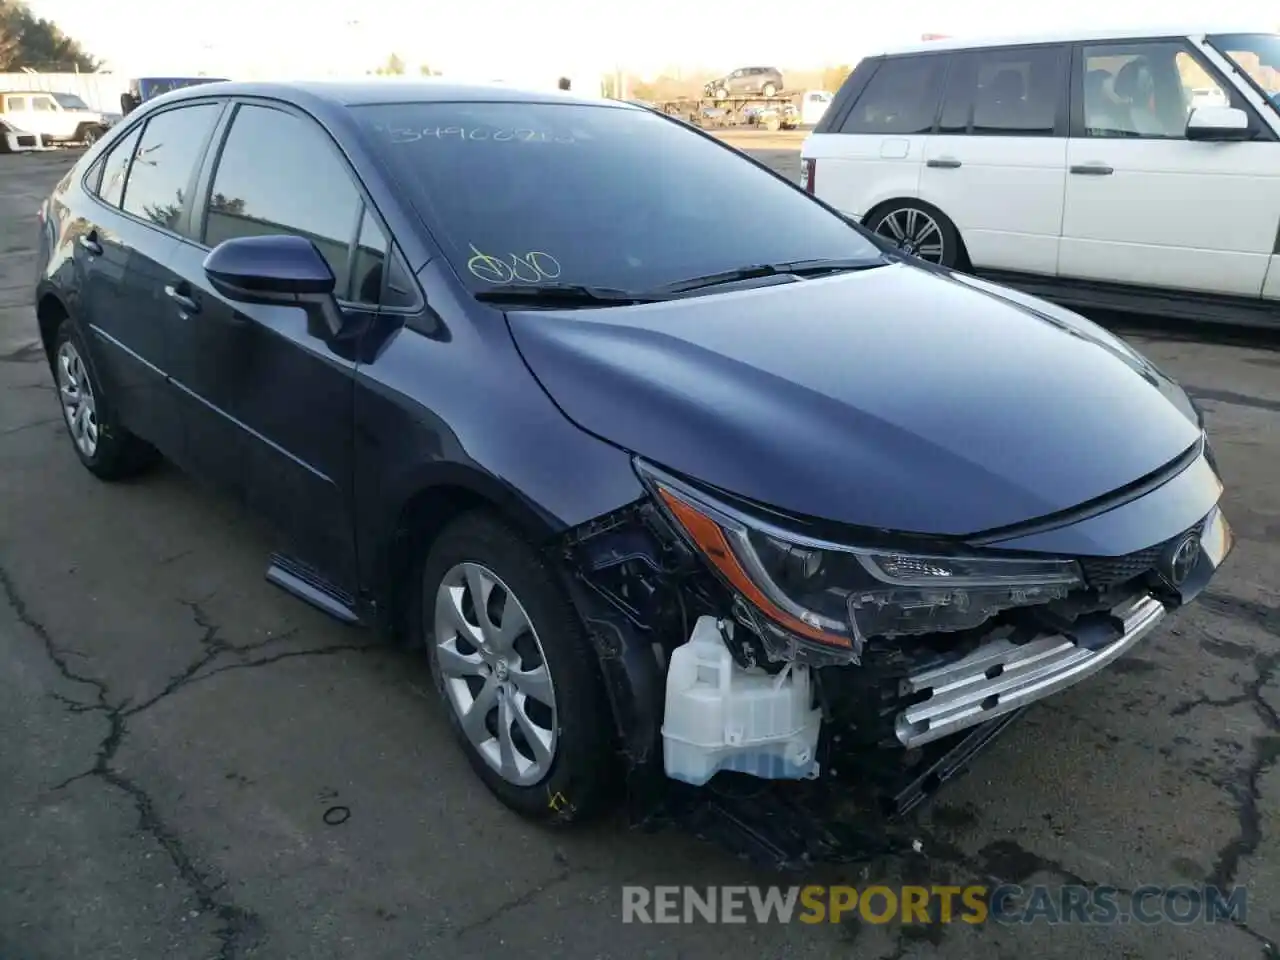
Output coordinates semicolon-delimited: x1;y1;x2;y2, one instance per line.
553;454;1235;869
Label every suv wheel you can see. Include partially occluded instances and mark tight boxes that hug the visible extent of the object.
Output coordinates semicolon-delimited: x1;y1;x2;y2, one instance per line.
715;86;728;100
762;82;778;97
418;511;617;823
52;319;159;480
81;125;103;147
868;202;961;267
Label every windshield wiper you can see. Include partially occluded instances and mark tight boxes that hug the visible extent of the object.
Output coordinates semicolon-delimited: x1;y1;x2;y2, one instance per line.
473;283;663;308
654;257;886;295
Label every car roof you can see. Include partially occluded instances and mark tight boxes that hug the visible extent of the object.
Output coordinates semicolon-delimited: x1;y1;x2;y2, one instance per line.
150;78;631;111
874;24;1275;56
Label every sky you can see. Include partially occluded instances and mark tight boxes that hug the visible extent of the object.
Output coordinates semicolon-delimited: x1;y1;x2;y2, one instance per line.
25;0;1280;82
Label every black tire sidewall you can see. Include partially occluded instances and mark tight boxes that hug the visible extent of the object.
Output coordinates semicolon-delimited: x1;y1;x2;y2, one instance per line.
52;318;151;478
416;511;617;823
871;203;962;268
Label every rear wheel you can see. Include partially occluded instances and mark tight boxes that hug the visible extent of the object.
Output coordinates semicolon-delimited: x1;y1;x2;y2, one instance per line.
418;511;617;823
715;86;728;100
52;319;159;480
762;82;778;97
868;202;961;267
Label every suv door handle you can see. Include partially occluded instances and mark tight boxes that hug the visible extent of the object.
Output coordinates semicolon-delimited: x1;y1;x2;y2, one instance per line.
926;157;962;169
77;233;103;256
1070;163;1114;176
164;284;201;315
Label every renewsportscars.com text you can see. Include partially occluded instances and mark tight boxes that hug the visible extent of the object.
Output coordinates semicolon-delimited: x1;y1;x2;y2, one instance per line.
621;884;1247;926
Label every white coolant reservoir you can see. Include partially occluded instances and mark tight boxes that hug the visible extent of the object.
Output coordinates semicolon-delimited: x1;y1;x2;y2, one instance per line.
662;616;822;786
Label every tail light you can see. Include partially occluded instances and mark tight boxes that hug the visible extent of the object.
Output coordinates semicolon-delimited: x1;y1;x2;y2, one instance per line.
801;157;816;193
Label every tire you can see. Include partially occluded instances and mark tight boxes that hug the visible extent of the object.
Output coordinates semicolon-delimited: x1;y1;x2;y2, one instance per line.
762;82;777;97
417;510;617;824
81;125;103;147
715;87;728;100
867;201;962;268
52;318;159;480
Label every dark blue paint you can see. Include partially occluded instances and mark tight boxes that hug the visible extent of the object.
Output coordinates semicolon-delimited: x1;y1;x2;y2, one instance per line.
203;235;336;296
33;78;1227;643
508;263;1201;538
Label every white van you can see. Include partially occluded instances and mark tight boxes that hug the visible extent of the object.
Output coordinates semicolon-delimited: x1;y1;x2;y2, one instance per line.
801;28;1280;324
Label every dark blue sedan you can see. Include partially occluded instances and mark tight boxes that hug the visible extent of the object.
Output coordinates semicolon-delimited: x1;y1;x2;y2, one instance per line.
33;80;1234;825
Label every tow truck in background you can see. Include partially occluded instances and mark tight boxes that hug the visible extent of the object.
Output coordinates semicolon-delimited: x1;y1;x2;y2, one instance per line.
651;88;834;131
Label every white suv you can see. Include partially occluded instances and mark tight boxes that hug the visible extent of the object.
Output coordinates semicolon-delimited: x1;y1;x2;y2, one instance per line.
0;91;109;147
801;28;1280;325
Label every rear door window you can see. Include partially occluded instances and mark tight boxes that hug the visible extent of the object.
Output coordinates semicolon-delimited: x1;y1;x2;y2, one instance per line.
120;103;222;234
838;55;948;134
940;46;1066;136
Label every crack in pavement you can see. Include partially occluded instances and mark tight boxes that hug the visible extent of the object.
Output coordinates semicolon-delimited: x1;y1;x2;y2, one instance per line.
1161;647;1280;956
0;561;374;959
0;416;61;438
444;868;576;940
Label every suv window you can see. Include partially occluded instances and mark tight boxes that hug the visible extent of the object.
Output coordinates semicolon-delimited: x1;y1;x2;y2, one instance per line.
839;55;948;134
32;95;55;112
121;103;221;233
940;46;1064;136
96;123;143;207
204;103;361;285
6;96;28;112
1081;41;1231;139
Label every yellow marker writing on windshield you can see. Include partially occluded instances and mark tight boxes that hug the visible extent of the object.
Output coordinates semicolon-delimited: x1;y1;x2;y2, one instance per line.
467;245;562;283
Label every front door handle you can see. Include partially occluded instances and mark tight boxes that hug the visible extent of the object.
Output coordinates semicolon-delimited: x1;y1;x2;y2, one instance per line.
1070;163;1114;176
77;233;102;256
926;157;962;169
164;284;201;315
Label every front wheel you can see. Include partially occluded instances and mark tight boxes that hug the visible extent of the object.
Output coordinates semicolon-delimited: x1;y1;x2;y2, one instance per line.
418;511;618;823
868;202;961;267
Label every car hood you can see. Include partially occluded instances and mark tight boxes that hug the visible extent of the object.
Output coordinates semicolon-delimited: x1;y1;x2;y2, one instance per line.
505;263;1202;537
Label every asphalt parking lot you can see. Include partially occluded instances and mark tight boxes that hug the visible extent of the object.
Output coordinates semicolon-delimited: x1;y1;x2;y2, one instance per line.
2;148;1279;960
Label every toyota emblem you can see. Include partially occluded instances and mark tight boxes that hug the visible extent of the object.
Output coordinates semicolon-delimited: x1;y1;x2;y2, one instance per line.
1162;534;1201;587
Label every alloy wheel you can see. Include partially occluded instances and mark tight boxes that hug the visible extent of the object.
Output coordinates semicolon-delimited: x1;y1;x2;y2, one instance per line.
56;340;99;458
433;562;558;786
875;207;945;263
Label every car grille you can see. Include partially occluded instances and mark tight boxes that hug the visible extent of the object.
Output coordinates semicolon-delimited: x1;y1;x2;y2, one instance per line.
1077;520;1205;589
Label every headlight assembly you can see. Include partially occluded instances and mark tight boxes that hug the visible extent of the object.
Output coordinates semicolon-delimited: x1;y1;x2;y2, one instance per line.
638;461;1083;659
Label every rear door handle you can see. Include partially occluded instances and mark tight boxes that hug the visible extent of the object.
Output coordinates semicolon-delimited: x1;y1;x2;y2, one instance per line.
1070;164;1114;176
77;234;102;256
164;284;201;315
926;157;962;169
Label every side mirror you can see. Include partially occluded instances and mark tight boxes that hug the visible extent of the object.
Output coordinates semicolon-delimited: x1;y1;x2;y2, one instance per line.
1186;105;1251;141
203;234;346;338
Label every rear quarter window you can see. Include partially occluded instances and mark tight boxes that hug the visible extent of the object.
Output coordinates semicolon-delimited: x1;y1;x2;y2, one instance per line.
837;54;950;134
